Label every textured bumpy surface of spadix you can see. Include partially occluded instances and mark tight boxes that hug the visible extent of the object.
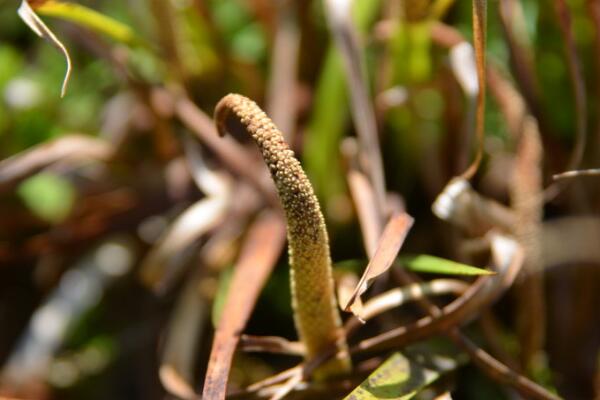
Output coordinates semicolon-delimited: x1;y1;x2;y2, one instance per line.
214;93;351;377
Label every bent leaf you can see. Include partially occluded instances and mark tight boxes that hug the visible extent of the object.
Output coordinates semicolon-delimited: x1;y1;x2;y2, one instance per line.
18;0;72;97
399;254;495;276
344;213;414;318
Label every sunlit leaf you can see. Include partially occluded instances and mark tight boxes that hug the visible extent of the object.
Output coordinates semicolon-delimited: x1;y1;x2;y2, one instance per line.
35;1;138;45
344;349;459;399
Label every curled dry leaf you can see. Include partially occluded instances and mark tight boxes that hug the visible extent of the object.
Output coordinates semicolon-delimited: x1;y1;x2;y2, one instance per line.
18;0;72;97
343;213;414;318
432;177;514;235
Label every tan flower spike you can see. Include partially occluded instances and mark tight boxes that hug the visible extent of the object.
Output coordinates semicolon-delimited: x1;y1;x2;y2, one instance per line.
214;93;351;379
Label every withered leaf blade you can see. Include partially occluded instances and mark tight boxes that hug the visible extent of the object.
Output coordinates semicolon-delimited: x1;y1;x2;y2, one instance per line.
324;0;387;216
202;211;286;400
553;168;600;180
343;213;414;318
461;0;487;179
554;0;587;172
0;134;112;193
347;167;383;258
18;0;72;97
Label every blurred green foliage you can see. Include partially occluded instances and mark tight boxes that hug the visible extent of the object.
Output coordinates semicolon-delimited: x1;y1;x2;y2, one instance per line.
1;0;598;398
17;173;76;223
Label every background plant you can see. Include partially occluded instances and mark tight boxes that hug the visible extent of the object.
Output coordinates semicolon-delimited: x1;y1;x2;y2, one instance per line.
0;1;599;399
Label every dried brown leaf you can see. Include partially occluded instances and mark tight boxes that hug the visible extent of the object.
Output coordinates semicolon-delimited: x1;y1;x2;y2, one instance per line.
510;115;545;368
266;1;299;141
160;271;209;399
461;0;487;179
202;211;286;400
555;0;588;172
553;168;600;180
324;0;387;218
343;213;414;317
239;335;305;356
336;270;360;316
498;0;542;122
0;134;112;193
347;169;383;258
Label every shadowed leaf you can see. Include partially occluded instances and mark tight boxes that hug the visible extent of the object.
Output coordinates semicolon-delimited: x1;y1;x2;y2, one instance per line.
343;350;460;400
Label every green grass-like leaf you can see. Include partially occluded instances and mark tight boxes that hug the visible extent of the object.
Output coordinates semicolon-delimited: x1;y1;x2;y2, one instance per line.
399;254;495;276
35;2;138;45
